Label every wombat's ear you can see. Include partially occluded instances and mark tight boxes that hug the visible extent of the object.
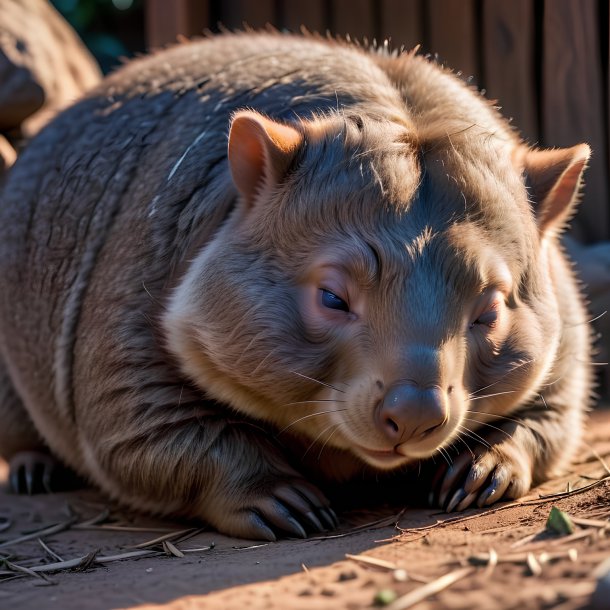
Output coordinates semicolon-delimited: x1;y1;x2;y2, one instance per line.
519;144;591;236
228;110;303;207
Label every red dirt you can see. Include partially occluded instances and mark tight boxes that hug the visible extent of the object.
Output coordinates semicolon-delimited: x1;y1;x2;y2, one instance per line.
1;411;610;610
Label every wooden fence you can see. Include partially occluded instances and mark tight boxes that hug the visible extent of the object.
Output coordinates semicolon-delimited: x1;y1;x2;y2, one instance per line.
146;0;609;243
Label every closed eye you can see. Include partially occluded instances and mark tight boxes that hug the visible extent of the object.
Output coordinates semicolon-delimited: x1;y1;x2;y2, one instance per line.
470;300;500;330
472;309;498;328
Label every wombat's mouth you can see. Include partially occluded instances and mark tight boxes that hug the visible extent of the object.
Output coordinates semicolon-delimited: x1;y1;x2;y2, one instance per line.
353;444;411;469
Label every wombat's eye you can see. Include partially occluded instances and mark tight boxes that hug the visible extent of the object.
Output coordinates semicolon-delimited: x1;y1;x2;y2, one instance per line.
321;289;350;312
470;307;499;330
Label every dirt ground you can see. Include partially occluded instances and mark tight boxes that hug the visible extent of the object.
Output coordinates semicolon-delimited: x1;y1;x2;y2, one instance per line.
1;411;610;610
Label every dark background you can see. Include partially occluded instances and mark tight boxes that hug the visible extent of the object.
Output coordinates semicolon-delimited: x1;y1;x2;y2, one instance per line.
51;0;145;73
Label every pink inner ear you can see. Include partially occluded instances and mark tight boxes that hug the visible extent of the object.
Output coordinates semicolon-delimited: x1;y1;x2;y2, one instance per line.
521;144;590;235
228;111;303;207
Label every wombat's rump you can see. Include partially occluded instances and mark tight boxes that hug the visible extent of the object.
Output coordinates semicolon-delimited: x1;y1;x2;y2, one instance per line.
0;33;592;539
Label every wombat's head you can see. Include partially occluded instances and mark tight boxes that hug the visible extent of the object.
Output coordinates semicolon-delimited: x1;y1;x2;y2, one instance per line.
164;108;589;472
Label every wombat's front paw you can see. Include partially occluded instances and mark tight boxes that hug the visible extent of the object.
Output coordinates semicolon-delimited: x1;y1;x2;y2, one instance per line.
433;439;533;512
8;451;81;494
211;475;339;541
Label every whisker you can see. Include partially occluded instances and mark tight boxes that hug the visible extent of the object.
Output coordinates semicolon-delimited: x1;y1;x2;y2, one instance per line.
469;359;535;396
437;446;453;467
455;435;475;459
457;425;492;449
465;410;527;428
538;374;565;389
565;311;607;327
282;399;347;406
462;416;513;440
317;424;343;461
290;371;346;394
276;409;348;436
539;394;548;409
468;390;518;402
302;422;340;460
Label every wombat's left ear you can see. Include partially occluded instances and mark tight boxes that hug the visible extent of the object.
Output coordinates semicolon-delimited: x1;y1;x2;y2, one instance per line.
518;144;591;236
228;110;303;207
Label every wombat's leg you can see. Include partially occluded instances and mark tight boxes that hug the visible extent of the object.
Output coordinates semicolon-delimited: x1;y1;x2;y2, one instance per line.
433;394;585;512
78;388;337;540
0;361;56;493
0;360;82;493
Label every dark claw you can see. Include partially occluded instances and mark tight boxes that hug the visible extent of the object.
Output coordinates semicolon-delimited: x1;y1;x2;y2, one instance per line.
292;482;329;509
9;468;21;494
263;501;308;539
445;488;467;512
439;460;472;507
42;469;53;494
316;507;338;530
303;511;325;532
327;506;340;528
25;469;34;495
245;512;277;542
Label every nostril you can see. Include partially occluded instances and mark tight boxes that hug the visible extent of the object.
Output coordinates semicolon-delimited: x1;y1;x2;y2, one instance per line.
447;385;454;395
385;417;399;434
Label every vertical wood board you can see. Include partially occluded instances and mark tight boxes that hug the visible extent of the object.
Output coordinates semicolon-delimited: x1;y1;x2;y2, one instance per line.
426;0;478;81
330;0;376;42
379;0;424;52
543;0;608;241
146;0;209;48
481;0;537;143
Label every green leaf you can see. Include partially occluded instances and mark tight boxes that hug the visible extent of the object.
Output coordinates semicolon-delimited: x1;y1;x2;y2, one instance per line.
546;506;575;535
374;589;398;606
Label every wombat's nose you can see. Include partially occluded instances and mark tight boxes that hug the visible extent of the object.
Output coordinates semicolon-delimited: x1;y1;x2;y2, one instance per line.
376;382;448;443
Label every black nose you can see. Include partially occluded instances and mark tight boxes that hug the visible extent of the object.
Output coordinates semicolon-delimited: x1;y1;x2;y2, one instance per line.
376;382;448;443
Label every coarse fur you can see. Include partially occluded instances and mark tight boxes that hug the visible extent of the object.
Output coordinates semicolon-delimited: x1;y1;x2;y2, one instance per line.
0;32;593;539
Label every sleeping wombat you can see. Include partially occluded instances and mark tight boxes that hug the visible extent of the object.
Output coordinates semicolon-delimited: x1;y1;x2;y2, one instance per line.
0;32;593;540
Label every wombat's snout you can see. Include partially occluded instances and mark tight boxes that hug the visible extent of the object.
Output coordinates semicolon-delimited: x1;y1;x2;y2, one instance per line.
376;382;449;445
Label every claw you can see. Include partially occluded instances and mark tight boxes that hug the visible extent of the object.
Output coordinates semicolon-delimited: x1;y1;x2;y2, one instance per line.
326;507;340;528
438;457;472;507
25;469;34;495
445;488;467;512
9;468;21;494
455;491;479;511
245;512;277;542
316;508;336;531
42;469;53;494
303;511;325;532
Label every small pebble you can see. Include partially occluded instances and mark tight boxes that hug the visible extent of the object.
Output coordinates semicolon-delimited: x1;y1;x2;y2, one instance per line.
145;568;153;573
393;569;408;582
338;570;358;582
374;589;398;606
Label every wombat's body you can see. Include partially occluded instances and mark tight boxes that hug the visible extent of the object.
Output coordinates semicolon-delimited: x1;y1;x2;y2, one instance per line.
0;33;593;539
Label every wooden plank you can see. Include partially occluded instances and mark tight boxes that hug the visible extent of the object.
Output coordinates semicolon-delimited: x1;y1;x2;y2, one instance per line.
279;1;326;34
145;0;209;48
426;0;478;81
217;0;276;30
330;0;376;42
481;0;537;143
379;0;424;52
542;0;608;241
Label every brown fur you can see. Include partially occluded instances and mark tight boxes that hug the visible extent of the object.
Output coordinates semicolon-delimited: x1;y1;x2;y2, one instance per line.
0;32;593;539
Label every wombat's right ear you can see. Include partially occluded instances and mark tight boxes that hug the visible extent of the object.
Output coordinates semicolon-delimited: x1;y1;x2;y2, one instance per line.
228;110;303;207
518;143;591;236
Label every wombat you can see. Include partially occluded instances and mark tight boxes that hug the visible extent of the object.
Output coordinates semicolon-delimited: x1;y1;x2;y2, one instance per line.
0;32;593;540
